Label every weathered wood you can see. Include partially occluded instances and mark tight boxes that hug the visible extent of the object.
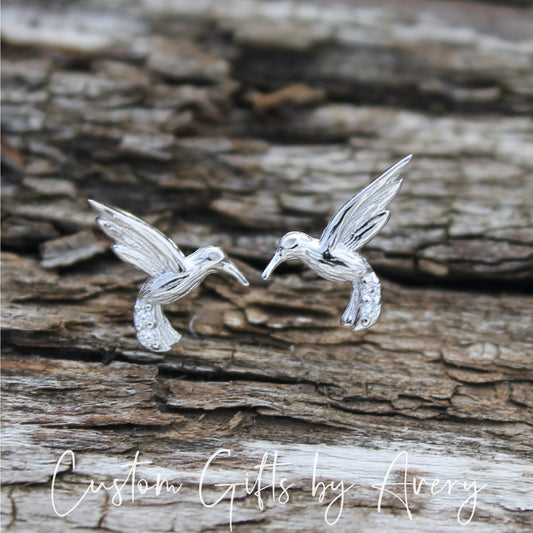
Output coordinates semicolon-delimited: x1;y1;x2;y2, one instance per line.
1;0;532;531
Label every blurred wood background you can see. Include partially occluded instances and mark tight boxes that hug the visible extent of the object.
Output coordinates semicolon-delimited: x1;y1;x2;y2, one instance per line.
1;0;532;531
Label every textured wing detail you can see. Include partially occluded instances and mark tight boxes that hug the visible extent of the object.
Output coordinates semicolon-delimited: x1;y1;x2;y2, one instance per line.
320;155;411;253
89;199;186;277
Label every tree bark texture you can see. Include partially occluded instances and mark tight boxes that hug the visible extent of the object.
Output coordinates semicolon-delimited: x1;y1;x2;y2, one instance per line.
1;1;532;532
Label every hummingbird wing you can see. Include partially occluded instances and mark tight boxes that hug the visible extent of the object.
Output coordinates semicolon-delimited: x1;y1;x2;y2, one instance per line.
319;155;411;253
89;199;186;276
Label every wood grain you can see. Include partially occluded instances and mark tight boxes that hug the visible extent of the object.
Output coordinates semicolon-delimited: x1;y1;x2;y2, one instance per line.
1;0;532;531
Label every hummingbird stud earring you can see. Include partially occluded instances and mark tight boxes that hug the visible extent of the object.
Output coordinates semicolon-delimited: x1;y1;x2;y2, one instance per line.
262;155;412;331
89;200;249;352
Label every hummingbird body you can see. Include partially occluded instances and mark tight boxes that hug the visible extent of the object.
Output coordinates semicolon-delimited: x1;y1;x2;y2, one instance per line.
89;200;249;352
283;234;370;282
137;247;235;304
262;155;412;331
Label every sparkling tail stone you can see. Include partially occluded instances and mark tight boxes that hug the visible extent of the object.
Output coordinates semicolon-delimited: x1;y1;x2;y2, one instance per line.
356;271;381;330
133;300;181;352
341;271;382;331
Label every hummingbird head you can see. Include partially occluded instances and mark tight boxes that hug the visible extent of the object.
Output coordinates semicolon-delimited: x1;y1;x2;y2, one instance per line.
261;231;310;280
197;246;249;286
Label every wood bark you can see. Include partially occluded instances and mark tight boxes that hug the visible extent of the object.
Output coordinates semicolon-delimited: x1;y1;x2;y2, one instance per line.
1;1;532;532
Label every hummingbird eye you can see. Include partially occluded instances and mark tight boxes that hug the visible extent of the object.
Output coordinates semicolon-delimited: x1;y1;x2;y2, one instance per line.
207;251;220;261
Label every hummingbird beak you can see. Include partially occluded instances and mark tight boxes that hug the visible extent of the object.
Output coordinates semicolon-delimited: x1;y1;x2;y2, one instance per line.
221;259;249;286
262;249;284;280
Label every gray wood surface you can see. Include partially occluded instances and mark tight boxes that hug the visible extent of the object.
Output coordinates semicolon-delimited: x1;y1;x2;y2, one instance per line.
2;1;532;531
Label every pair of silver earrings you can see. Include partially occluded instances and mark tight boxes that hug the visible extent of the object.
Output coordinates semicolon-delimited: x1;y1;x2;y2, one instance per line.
90;155;412;353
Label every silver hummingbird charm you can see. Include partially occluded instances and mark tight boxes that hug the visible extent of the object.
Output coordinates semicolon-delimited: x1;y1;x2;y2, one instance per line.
89;200;249;352
262;155;412;331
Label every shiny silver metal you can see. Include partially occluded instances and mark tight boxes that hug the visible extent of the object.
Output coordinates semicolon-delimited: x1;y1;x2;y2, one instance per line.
89;200;249;352
262;155;412;331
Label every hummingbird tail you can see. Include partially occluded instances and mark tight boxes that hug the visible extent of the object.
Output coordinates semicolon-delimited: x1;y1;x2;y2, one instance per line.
341;272;382;331
134;299;181;352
